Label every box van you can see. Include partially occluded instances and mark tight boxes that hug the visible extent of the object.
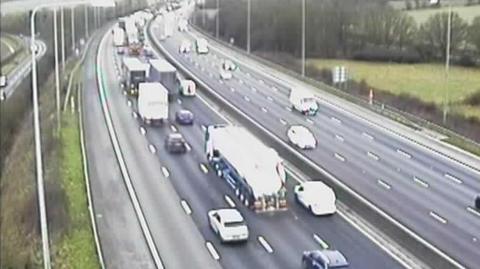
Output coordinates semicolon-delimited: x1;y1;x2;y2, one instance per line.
138;82;169;125
179;80;196;96
289;88;318;115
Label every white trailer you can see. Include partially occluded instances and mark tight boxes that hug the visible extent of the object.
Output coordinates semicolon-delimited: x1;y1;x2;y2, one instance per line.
138;82;169;125
205;125;287;212
112;27;126;47
122;57;150;95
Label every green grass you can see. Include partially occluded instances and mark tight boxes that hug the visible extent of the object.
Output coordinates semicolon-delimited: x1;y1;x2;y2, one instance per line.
53;67;99;269
308;59;480;105
406;5;480;24
443;136;480;156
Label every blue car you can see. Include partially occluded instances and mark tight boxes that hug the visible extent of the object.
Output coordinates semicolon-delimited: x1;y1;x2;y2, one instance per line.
302;250;349;269
175;109;194;125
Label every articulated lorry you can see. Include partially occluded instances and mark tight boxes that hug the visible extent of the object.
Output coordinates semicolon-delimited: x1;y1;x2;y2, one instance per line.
112;27;126;47
122;57;150;96
148;59;178;101
138;82;169;125
205;125;288;212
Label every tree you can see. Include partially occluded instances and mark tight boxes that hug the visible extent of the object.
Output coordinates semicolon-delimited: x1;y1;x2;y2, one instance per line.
469;16;480;52
418;12;468;59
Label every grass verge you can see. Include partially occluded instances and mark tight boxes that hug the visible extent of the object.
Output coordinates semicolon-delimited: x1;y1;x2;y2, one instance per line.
53;82;99;268
442;136;480;157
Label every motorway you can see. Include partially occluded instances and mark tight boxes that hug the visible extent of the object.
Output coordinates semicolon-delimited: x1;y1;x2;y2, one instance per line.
147;11;480;269
1;39;46;100
88;19;411;269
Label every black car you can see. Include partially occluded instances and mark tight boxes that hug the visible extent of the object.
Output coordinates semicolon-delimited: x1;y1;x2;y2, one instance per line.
302;250;349;269
165;133;187;153
175;109;194;125
475;194;480;210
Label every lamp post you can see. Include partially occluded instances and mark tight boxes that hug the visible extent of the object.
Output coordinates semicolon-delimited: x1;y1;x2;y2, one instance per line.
247;0;251;54
29;1;115;268
443;2;452;124
71;7;76;51
301;0;306;77
61;7;65;69
216;0;219;39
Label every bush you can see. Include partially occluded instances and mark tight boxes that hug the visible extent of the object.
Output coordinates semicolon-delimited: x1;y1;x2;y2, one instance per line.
353;46;421;63
464;90;480;106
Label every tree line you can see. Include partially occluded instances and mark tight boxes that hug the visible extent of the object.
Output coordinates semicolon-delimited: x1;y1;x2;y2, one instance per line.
197;0;480;65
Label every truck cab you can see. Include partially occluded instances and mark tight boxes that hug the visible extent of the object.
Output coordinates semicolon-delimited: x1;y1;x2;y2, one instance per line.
289;88;318;115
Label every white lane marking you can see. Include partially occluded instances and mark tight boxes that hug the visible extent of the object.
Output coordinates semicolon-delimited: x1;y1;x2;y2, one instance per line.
377;179;392;190
148;144;156;154
132;111;138;118
267;96;273;102
306;118;314;125
279;118;287;125
367;151;380;161
238;79;244;84
170;125;178;132
429;211;447;224
413;176;429;188
261;107;268;113
201;125;207;131
218;79;223;84
362;132;374;140
208;73;213;78
180;200;192;215
444;174;463;184
246;72;251;77
335;134;344;142
334;153;346;162
285;106;292;112
177;99;182;105
200;163;209;174
224;195;236;208
251;87;257;92
205;242;220;261
127;100;132;107
244;96;250;102
140;127;146;136
272;86;278;92
259;79;264;84
257;236;274;253
331;117;342;124
396;149;412;159
161;167;170;178
313;234;329;249
230;87;235;92
467;207;480;218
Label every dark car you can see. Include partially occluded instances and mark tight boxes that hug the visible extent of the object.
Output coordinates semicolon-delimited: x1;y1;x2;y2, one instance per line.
475;194;480;210
175;109;194;125
302;250;349;269
165;133;187;153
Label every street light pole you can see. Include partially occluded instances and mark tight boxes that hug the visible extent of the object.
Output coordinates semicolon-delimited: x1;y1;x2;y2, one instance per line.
301;0;306;77
71;7;76;51
30;7;51;269
60;7;65;70
443;2;452;124
54;8;61;133
85;5;89;38
247;0;251;54
216;0;219;39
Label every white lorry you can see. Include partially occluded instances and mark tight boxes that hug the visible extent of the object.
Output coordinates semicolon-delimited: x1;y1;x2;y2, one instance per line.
205;125;287;212
158;12;175;39
112;27;126;47
122;57;150;95
289;87;319;115
138;82;169;125
195;38;209;54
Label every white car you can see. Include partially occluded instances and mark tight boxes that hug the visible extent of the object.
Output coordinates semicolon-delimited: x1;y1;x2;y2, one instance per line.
179;79;196;96
222;59;236;71
179;40;191;53
208;208;249;243
287;125;316;149
0;75;7;88
294;181;336;216
219;69;233;80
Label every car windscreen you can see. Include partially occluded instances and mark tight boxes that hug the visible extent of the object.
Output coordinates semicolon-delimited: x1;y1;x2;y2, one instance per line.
224;221;245;228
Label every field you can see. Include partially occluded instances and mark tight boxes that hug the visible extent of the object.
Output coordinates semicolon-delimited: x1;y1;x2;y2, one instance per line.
406;5;480;24
308;59;480;119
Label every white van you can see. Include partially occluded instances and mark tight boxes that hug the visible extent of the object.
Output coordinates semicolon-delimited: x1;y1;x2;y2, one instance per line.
294;181;336;216
289;88;318;115
179;79;196;96
138;82;169;125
